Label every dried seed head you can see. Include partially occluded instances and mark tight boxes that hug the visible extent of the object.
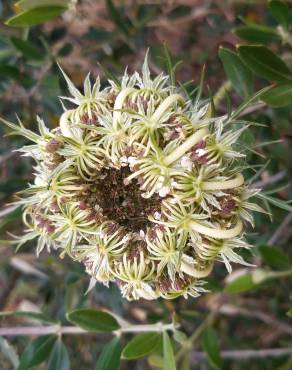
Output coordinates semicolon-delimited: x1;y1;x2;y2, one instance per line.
4;53;264;300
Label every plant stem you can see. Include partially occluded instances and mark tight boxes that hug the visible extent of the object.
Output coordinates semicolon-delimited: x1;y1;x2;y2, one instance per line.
0;322;177;337
189;348;292;362
213;80;232;109
175;312;216;362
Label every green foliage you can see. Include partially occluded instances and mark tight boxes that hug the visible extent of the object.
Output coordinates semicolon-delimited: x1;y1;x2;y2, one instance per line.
66;308;120;332
218;47;253;97
47;340;70;370
10;37;44;61
95;337;122;370
162;332;176;370
224;273;255;294
261;84;292;107
268;0;291;29
203;328;223;370
6;6;67;27
258;245;292;270
235;24;280;44
0;1;292;369
0;311;56;323
122;333;161;360
237;45;292;83
18;335;57;370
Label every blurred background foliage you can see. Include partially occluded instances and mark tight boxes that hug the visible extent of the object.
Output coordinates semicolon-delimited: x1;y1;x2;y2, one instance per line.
0;0;292;369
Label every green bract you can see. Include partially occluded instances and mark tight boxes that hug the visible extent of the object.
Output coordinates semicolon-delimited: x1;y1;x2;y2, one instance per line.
2;55;264;300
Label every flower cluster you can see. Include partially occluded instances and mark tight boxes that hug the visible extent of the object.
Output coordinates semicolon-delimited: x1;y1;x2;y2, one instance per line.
2;54;264;300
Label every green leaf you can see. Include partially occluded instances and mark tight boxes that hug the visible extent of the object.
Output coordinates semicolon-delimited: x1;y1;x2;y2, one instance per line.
202;328;223;370
0;65;21;80
106;0;131;36
95;337;122;370
237;45;292;83
269;1;290;29
10;37;43;60
16;0;71;10
162;332;176;370
0;311;56;323
6;6;67;27
219;47;253;98
261;84;292;107
0;337;19;369
224;274;255;294
235;24;280;44
148;354;164;368
258;245;291;270
228;85;272;122
257;193;292;212
173;330;188;345
47;340;70;370
18;335;56;370
66;308;120;332
122;332;161;360
287;308;292;318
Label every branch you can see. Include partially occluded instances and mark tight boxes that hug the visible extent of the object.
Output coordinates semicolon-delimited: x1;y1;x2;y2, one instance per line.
251;170;287;189
175;312;216;362
268;212;292;246
218;304;292;336
190;348;292;362
0;322;176;337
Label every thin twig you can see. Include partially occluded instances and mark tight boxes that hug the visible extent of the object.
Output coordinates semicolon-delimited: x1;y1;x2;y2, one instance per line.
218;304;292;336
239;102;267;118
0;322;176;337
0;326;86;337
252;170;287;189
175;312;216;362
268;212;292;246
0;205;19;219
190;348;292;361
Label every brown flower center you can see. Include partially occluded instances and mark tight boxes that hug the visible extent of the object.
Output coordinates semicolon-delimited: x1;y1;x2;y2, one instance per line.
92;167;161;232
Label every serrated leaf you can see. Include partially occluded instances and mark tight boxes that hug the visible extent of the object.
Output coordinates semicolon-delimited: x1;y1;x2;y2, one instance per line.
235;24;280;44
18;335;56;370
219;47;253;98
269;1;290;29
122;332;161;360
238;45;292;83
261;84;292;107
66;308;120;332
224;274;255;294
47;340;70;370
10;37;43;60
162;332;176;370
6;6;66;27
203;328;223;370
95;337;121;370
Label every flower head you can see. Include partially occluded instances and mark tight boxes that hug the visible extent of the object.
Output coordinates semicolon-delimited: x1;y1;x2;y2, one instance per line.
2;54;265;300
